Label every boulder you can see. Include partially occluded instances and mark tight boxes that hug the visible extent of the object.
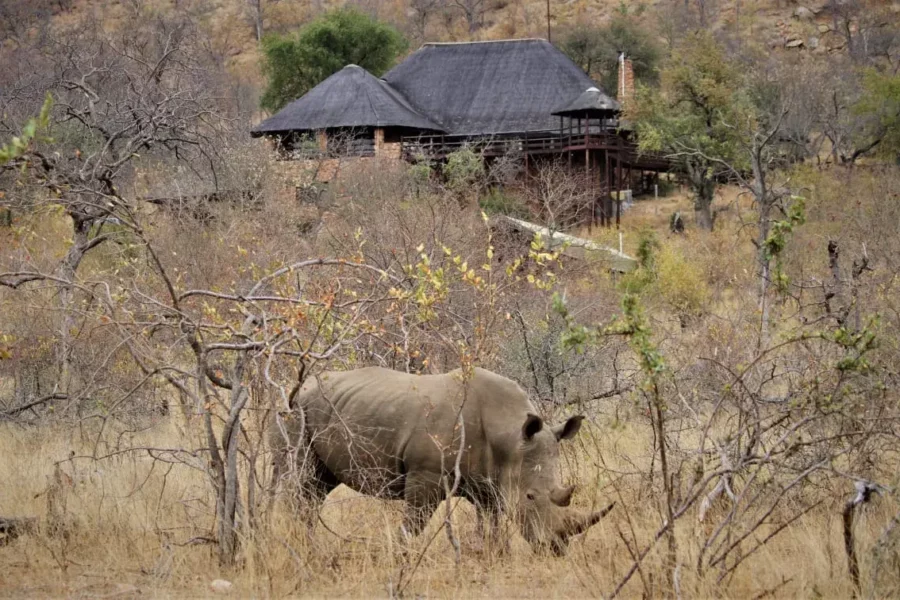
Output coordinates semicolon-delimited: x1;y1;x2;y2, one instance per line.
818;24;830;33
786;38;805;48
112;584;140;597
808;36;819;49
210;580;233;594
793;6;815;21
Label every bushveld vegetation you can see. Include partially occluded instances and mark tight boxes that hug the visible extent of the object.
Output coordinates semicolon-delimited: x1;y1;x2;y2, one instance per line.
2;0;900;598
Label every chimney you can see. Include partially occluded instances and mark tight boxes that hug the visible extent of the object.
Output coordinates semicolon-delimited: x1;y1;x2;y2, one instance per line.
617;51;635;110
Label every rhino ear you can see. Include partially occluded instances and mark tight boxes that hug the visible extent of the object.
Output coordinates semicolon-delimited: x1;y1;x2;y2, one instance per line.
522;413;544;440
553;415;584;441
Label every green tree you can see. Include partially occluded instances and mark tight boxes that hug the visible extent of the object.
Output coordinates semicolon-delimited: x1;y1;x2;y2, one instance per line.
260;8;407;113
444;147;485;195
0;93;52;165
0;94;52;226
852;69;900;162
633;31;749;230
558;13;662;94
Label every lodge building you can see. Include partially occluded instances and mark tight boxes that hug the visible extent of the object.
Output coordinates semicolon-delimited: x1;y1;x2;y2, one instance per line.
251;38;670;227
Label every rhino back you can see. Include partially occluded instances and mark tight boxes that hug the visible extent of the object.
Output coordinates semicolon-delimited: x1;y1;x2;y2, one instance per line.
296;367;534;497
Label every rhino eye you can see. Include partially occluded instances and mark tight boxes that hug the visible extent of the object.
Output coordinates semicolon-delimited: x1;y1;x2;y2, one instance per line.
526;491;536;501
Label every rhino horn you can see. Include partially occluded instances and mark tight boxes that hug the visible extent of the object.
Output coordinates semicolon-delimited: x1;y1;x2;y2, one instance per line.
550;484;576;507
565;502;616;536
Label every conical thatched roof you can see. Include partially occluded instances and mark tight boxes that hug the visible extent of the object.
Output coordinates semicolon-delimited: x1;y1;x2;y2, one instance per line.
552;86;620;117
251;65;445;136
383;39;603;135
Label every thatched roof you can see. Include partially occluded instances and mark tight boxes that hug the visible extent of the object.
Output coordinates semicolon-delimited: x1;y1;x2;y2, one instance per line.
383;39;607;136
251;65;445;137
552;86;620;117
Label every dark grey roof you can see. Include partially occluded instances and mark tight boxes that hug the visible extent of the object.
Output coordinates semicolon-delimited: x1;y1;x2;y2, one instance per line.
383;39;605;136
552;86;620;117
251;65;445;136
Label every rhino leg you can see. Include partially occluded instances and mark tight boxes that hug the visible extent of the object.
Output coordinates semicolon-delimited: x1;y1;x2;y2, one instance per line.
299;460;339;533
400;471;443;540
276;451;339;534
474;501;508;555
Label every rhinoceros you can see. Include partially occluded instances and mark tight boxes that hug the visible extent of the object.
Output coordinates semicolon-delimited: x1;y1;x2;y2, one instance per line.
270;366;613;554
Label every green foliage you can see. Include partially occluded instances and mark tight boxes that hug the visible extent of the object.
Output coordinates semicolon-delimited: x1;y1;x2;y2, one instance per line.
635;229;658;270
409;162;432;184
619;229;658;295
0;94;52;165
616;232;709;318
854;69;900;159
558;13;662;93
829;317;879;373
632;32;753;225
655;245;709;317
552;292;592;353
408;162;433;198
478;188;528;219
764;195;806;293
292;133;322;156
554;291;665;378
260;9;407;112
634;32;750;159
444;148;485;193
656;178;677;197
616;294;666;377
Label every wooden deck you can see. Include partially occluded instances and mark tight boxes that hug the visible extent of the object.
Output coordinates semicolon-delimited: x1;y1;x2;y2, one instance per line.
400;132;672;171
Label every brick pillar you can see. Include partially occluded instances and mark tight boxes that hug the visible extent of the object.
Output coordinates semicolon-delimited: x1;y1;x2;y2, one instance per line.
374;127;385;156
617;52;635;111
316;130;327;153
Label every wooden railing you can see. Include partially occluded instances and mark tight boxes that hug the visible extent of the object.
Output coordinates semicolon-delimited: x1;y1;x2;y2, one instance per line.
278;137;376;160
400;132;672;170
401;132;613;159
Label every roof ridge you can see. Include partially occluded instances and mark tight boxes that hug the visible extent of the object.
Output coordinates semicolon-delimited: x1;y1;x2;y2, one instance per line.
356;69;381;124
421;38;547;46
374;77;441;126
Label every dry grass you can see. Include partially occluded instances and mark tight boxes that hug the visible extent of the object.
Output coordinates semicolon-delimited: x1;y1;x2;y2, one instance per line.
0;414;893;599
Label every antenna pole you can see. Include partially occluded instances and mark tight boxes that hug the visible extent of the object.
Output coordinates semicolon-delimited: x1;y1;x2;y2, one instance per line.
546;0;551;42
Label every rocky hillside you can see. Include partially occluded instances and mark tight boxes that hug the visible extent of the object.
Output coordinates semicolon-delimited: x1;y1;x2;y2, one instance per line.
3;0;898;91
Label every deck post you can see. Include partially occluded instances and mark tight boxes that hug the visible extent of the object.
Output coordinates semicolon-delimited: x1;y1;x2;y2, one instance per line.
604;149;611;227
583;112;589;146
585;146;589;181
615;138;623;229
589;149;594;231
524;130;529;179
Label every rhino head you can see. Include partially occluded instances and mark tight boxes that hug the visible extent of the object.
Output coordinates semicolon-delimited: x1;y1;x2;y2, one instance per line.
513;413;615;556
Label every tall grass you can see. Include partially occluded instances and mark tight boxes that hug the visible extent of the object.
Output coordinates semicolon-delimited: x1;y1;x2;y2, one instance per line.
0;417;893;598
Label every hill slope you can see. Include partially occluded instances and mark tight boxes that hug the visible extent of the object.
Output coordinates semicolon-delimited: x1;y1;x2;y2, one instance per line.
5;0;897;96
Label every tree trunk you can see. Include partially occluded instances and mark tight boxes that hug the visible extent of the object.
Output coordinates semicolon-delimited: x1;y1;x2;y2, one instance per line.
55;213;106;410
693;179;715;231
467;8;478;32
694;204;713;230
754;184;773;351
651;381;678;592
249;0;263;41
